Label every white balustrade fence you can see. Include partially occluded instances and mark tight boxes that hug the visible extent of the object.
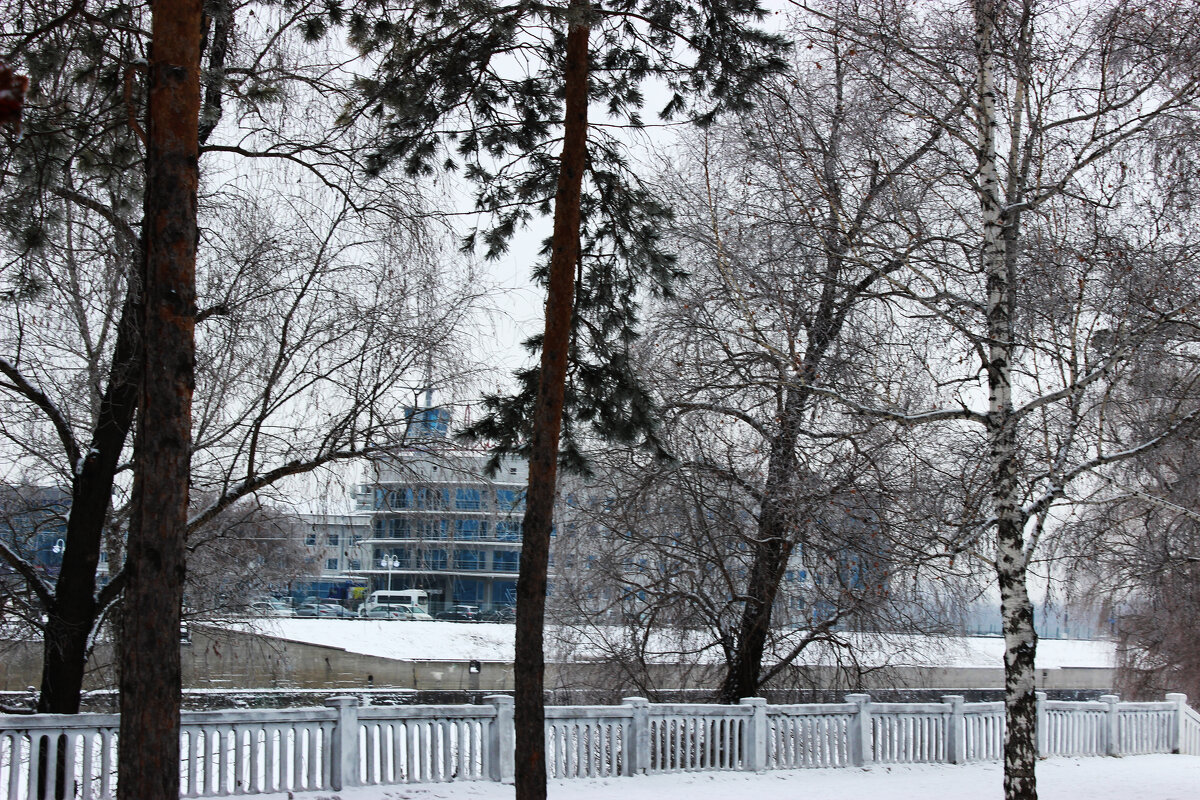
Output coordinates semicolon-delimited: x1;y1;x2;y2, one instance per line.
1;692;1197;799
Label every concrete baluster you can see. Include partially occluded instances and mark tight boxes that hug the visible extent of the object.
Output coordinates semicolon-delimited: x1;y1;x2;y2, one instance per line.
942;696;964;764
622;697;651;776
845;694;872;767
485;695;515;782
325;696;360;790
1100;694;1119;757
1166;693;1188;754
739;697;768;772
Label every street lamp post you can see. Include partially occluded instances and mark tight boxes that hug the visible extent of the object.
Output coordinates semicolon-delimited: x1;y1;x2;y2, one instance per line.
380;555;399;592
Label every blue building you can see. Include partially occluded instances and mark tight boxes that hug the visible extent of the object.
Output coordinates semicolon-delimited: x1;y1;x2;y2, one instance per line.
354;449;528;612
0;484;71;579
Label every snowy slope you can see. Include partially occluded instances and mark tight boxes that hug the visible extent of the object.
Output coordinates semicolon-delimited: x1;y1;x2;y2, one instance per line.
225;619;1114;669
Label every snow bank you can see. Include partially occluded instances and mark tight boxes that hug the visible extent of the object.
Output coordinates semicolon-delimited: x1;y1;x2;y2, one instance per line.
254;754;1200;800
224;619;1113;669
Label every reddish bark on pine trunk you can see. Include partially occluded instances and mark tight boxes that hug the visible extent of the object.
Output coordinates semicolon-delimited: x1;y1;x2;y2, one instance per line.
513;3;590;799
116;0;201;796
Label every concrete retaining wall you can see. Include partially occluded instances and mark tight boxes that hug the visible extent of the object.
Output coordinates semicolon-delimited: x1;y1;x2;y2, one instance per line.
0;626;1115;697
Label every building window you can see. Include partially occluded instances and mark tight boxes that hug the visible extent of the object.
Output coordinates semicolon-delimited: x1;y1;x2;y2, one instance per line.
454;550;485;570
455;519;487;541
455;488;484;510
424;549;448;570
325;558;339;571
495;520;521;541
375;547;412;568
493;551;520;572
388;518;411;538
416;488;445;510
496;489;525;512
305;533;317;546
327;532;339;546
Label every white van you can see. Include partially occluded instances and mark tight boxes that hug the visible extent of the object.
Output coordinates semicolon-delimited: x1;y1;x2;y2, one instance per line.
359;589;431;618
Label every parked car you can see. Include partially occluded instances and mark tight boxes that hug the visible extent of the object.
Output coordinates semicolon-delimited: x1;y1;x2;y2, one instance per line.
358;590;431;618
436;605;481;622
247;598;293;617
482;606;516;623
296;602;354;618
364;603;433;621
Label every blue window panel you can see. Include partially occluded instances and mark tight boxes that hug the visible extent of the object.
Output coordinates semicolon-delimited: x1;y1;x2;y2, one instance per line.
375;547;413;568
494;581;517;604
496;489;526;512
493;551;520;572
388;518;410;538
495;520;522;541
424;549;448;570
455;488;484;510
455;519;487;541
414;488;446;510
405;406;451;438
454;550;485;570
453;578;486;604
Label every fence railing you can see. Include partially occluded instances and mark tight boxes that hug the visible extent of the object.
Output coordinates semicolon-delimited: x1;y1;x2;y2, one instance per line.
1;692;1195;799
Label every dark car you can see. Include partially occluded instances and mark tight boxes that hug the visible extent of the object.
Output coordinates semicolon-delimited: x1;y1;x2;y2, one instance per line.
436;604;481;622
482;606;516;623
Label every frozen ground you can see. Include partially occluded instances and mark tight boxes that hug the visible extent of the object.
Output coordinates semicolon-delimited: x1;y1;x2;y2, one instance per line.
259;755;1199;800
227;619;1114;669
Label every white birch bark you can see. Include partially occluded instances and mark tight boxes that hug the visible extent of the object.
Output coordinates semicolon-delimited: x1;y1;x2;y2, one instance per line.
974;2;1038;799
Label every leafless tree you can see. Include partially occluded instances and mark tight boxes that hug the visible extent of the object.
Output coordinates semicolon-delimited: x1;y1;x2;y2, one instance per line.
549;439;961;701
796;2;1200;797
0;0;484;716
183;499;315;619
625;12;966;704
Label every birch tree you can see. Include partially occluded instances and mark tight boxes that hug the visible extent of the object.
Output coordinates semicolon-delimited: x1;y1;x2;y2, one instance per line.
803;2;1200;797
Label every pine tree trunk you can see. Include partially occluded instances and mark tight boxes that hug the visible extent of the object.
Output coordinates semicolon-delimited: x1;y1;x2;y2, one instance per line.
975;2;1038;798
116;0;201;796
513;3;590;800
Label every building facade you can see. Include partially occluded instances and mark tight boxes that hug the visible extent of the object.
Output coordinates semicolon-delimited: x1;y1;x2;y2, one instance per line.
353;450;528;612
296;512;370;603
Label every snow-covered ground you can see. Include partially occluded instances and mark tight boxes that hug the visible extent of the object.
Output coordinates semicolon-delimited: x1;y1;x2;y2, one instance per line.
258;755;1199;800
225;619;1114;669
